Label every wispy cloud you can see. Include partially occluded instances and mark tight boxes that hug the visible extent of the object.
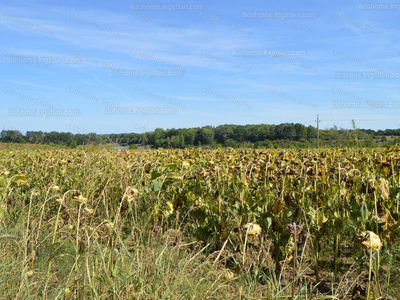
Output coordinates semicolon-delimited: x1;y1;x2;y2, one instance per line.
4;79;58;90
1;0;399;132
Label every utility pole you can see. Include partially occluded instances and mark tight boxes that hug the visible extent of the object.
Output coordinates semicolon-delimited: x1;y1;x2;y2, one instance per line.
316;114;320;149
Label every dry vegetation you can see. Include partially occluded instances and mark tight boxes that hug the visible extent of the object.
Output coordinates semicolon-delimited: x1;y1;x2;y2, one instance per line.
1;146;400;299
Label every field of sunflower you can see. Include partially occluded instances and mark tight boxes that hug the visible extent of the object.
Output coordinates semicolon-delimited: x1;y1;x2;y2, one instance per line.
1;146;400;299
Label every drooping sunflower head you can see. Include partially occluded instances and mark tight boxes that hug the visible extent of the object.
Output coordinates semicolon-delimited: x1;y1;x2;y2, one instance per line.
358;231;381;251
243;223;262;237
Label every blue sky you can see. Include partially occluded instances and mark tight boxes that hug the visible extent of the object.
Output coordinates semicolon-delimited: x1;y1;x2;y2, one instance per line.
1;0;400;134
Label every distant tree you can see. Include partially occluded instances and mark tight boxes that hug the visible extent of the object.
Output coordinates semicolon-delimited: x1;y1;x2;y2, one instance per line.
69;140;77;148
154;138;166;148
26;131;45;143
307;126;317;139
184;128;196;146
224;138;237;148
294;123;307;141
44;131;60;144
87;132;100;144
7;122;388;149
195;127;215;145
139;132;148;147
1;130;23;143
170;135;185;149
154;128;165;140
275;123;296;140
331;125;338;131
214;125;234;144
233;126;246;142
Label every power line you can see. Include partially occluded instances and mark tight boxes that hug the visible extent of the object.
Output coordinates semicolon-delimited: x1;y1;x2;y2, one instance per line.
326;113;400;116
323;119;400;122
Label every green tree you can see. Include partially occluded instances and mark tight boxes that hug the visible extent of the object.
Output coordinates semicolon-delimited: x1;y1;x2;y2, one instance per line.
69;140;78;148
26;131;44;143
224;138;237;148
0;130;23;143
307;125;317;139
184;128;196;146
195;127;215;145
294;123;307;141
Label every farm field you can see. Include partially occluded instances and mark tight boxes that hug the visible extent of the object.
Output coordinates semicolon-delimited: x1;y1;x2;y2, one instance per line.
1;146;400;299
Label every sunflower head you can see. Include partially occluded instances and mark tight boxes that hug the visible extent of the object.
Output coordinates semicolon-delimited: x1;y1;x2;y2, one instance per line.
50;185;60;191
219;269;235;282
72;191;87;202
358;231;382;251
31;189;41;196
126;187;139;202
243;223;262;237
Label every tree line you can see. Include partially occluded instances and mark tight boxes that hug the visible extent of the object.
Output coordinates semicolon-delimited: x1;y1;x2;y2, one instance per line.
1;123;399;148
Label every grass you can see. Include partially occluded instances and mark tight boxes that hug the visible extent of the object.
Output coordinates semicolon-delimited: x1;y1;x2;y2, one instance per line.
1;146;400;299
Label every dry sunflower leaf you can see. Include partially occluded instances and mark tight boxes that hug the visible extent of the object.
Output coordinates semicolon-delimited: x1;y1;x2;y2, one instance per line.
378;178;390;199
15;174;28;185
